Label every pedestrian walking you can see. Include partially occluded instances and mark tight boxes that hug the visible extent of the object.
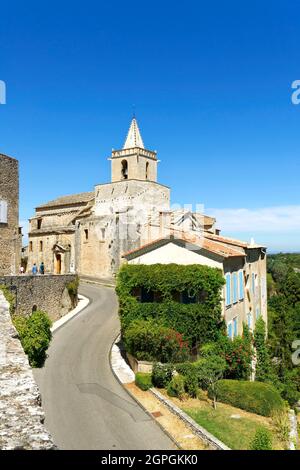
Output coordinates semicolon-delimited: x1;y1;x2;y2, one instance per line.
32;263;38;275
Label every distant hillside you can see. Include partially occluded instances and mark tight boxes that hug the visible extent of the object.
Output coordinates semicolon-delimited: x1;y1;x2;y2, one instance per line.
268;252;300;270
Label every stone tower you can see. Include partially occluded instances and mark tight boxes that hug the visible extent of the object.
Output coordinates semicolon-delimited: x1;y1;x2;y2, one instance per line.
110;117;158;183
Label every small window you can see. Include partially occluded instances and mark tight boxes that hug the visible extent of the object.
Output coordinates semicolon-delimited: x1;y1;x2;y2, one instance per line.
181;291;197;304
39;241;43;252
84;229;89;240
225;273;231;306
0;200;8;223
37;218;42;229
121;160;128;180
145;162;149;180
29;241;33;252
141;287;154;303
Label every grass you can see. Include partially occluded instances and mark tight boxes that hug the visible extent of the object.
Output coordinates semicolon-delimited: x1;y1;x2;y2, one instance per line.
183;406;266;450
162;391;285;450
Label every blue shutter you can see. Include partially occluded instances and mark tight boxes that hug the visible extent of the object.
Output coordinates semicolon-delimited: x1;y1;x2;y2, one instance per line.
233;273;238;303
233;318;238;337
256;307;260;319
247;313;252;329
227;322;233;339
252;273;255;294
226;273;231;306
239;271;244;300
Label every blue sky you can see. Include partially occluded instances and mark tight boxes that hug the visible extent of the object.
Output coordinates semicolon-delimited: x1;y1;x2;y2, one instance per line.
0;0;299;252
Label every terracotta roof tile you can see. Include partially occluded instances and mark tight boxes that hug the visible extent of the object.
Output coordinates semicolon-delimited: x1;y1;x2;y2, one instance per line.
36;191;94;209
123;231;246;260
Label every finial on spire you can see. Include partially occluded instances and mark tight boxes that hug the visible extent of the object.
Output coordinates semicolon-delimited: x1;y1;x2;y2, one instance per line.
123;116;144;149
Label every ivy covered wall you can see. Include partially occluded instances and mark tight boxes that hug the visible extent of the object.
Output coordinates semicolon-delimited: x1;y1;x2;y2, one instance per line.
116;264;225;347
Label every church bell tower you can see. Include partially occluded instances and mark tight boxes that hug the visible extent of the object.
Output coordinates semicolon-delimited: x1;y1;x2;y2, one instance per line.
110;117;158;183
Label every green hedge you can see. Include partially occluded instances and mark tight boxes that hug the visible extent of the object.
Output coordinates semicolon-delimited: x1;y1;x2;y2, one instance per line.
116;264;225;347
13;310;52;367
209;379;284;417
135;373;152;391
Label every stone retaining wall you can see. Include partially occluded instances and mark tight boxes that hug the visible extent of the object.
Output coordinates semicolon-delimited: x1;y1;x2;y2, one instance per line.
151;388;230;450
0;291;55;449
0;274;78;321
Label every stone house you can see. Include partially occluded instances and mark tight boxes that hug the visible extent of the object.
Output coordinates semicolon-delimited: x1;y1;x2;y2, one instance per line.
122;232;267;337
0;153;21;275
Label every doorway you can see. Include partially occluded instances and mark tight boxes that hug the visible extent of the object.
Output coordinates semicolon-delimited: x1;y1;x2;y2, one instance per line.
56;254;62;274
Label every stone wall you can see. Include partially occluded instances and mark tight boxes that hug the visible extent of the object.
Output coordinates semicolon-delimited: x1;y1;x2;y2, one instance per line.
0;274;78;321
0;291;55;449
0;154;21;276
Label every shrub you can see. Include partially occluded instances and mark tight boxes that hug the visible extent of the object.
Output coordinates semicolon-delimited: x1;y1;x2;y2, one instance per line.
152;363;174;388
116;264;225;348
254;317;274;383
13;310;52;367
249;427;273;450
201;326;253;381
174;362;199;397
124;319;190;363
135;373;152;391
167;374;185;399
210;379;284;417
271;408;290;447
66;276;79;308
183;372;198;398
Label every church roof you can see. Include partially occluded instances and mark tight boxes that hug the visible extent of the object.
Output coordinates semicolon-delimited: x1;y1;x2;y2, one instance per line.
123;117;145;149
36;191;94;209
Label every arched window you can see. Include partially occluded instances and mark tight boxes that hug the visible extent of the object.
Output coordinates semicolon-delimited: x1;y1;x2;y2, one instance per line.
121;160;128;180
145;161;149;180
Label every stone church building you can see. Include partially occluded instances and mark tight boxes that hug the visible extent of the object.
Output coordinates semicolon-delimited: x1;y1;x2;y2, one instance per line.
28;118;216;279
28;118;267;335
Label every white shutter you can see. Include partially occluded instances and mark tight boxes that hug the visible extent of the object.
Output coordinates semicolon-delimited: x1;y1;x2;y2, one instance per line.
0;200;8;223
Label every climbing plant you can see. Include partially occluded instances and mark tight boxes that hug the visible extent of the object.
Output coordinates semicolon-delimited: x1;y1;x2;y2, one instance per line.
116;263;225;348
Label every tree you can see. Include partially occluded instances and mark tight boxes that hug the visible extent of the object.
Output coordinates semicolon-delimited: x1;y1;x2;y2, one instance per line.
196;355;226;409
268;295;295;371
280;269;300;307
254;317;274;383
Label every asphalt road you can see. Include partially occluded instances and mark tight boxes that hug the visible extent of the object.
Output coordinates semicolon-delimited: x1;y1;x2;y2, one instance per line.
33;283;174;450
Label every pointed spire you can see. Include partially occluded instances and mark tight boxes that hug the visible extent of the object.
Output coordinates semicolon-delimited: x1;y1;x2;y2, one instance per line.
123;117;145;149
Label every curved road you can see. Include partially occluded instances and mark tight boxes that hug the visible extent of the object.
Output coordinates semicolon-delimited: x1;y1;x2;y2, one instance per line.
33;283;174;450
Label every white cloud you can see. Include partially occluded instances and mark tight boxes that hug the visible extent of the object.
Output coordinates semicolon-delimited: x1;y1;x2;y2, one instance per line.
207;205;300;233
